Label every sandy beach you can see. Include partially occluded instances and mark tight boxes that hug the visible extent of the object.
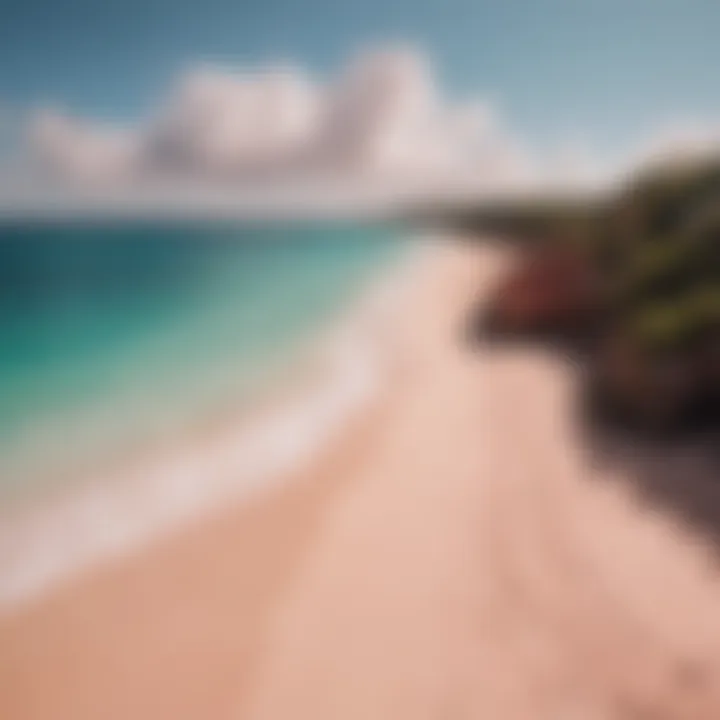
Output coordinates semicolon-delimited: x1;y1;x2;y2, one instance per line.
3;238;720;720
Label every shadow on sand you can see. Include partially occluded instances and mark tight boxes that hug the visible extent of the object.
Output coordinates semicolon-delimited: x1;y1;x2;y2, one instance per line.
466;305;720;551
577;401;720;548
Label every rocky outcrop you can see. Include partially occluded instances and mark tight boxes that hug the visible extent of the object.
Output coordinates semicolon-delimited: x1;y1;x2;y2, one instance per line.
467;157;720;434
483;246;600;339
586;330;720;433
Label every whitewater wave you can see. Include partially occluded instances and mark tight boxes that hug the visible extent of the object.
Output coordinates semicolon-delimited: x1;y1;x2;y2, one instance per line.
0;237;439;613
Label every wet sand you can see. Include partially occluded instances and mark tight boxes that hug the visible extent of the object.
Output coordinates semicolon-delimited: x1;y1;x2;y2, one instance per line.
3;240;720;719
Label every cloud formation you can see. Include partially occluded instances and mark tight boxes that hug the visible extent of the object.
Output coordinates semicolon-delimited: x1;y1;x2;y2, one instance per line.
142;64;321;177
29;111;140;182
15;44;717;214
23;47;539;196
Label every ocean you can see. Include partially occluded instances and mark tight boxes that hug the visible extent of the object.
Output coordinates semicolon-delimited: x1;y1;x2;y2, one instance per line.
0;220;407;503
0;218;419;606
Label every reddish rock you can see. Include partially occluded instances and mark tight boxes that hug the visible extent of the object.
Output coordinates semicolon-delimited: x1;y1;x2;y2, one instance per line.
487;247;599;336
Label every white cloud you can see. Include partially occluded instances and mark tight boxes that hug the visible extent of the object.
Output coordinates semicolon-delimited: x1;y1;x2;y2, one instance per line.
142;64;322;177
28;110;140;183
13;45;719;215
20;46;534;201
318;48;443;174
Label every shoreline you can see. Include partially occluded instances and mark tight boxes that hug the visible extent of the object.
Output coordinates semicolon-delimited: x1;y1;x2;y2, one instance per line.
5;237;720;719
0;235;438;613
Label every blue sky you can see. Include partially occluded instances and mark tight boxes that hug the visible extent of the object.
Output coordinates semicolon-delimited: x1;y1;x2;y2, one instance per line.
2;0;719;157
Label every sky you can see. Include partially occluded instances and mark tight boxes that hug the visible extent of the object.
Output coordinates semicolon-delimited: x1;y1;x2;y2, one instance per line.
3;0;720;150
2;0;720;210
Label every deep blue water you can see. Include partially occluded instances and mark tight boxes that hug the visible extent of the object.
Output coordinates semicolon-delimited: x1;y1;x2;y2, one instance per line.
0;220;404;496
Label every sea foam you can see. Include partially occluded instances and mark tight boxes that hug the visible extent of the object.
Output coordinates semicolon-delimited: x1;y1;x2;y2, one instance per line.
0;237;439;613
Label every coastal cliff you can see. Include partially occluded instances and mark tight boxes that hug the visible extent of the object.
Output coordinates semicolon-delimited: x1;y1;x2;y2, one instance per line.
468;157;720;433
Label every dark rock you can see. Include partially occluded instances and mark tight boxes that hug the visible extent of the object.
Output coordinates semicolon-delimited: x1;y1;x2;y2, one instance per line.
484;246;600;339
588;332;720;434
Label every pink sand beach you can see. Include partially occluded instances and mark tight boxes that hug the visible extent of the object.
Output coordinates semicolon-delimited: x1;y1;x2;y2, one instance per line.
3;239;720;719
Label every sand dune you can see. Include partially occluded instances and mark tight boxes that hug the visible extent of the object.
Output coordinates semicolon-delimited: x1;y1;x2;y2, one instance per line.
3;240;720;719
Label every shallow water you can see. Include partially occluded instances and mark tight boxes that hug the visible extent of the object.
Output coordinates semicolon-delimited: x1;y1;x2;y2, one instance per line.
0;219;405;499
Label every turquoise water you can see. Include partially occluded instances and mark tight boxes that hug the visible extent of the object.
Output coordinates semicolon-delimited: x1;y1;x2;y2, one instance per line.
0;220;405;498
